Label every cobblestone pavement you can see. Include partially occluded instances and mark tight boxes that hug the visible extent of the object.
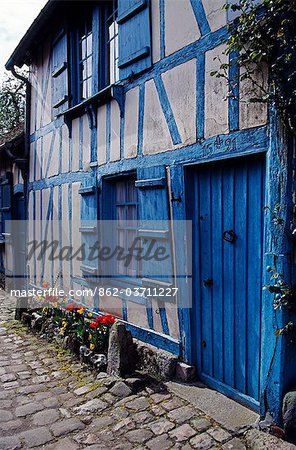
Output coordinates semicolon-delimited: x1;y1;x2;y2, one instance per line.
0;292;295;450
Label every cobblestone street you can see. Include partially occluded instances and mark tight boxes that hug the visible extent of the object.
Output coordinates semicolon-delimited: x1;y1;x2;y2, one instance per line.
0;292;295;450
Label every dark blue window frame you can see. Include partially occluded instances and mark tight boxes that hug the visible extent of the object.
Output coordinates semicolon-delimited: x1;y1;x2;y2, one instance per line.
102;174;140;283
70;1;117;106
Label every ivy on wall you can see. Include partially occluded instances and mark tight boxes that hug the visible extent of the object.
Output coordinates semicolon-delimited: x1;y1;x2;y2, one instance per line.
212;0;296;133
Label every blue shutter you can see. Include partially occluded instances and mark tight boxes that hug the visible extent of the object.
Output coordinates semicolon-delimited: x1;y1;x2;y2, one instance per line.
118;0;152;80
52;30;69;114
0;173;12;239
136;166;173;287
79;178;99;282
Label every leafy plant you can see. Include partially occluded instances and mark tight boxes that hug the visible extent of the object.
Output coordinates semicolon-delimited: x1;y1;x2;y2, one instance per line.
213;0;296;133
0;71;26;138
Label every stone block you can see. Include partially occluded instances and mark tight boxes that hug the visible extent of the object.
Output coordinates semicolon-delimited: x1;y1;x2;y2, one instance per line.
135;340;179;380
107;322;138;377
283;390;296;443
175;362;196;382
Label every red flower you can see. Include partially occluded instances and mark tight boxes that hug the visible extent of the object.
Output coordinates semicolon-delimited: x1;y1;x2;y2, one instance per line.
90;322;99;329
66;302;80;311
95;314;116;326
42;281;49;288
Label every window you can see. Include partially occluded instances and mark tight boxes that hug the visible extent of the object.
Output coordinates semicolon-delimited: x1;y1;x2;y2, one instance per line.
107;0;119;85
78;13;93;101
71;2;119;106
114;178;139;277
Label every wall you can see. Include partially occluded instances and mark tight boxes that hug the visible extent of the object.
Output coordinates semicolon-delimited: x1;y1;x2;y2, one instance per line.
27;0;269;353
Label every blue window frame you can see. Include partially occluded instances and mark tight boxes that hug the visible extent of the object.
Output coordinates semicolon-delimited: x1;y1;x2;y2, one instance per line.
71;1;118;106
78;13;93;101
107;0;119;85
103;175;140;280
114;178;139;277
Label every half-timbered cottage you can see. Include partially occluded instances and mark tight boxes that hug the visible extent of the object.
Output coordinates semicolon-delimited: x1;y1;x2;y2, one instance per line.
5;0;296;422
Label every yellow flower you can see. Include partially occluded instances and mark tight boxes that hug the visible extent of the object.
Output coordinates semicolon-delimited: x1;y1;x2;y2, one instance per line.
88;334;92;341
62;320;67;327
77;307;84;315
53;302;58;308
87;312;92;318
90;343;95;351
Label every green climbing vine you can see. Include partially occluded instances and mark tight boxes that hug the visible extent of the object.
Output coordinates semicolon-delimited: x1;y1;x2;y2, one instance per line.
212;0;296;133
263;204;296;337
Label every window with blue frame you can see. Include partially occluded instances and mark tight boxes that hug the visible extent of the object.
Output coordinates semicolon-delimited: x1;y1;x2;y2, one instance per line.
107;0;119;85
103;176;140;280
78;13;93;101
115;178;139;277
71;1;118;106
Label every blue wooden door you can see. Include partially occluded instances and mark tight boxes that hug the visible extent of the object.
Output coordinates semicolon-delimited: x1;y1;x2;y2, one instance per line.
190;156;265;409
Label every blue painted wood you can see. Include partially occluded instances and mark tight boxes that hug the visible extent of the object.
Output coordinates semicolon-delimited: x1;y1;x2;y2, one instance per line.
136;165;172;283
190;0;211;36
191;155;265;406
45;130;57;178
79;176;99;282
196;53;205;139
124;320;182;355
154;76;182;145
211;169;223;381
246;158;264;400
106;102;111;162
118;0;152;79
52;31;69;114
159;304;170;335
171;164;193;363
229;52;239;131
234;166;247;394
137;83;145;155
159;0;165;59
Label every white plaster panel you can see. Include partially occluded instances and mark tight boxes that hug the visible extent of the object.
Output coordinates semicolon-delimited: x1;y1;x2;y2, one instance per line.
42;188;52;285
52;187;59;285
143;79;173;154
28;191;34;284
42;41;52;127
164;0;201;56
42;132;52;178
62;183;71;294
151;0;161;62
61;124;70;173
205;44;229;138
97;105;107;165
36;52;43;131
30;66;37;133
166;305;181;339
152;299;163;334
35;137;42;181
72;182;81;279
239;64;268;130
99;295;123;318
29;142;35;182
124;87;139;159
72;118;80;172
126;303;149;329
162;59;196;145
82;114;91;168
110;100;121;162
12;164;18;186
48;130;59;178
202;0;226;32
35;190;42;285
